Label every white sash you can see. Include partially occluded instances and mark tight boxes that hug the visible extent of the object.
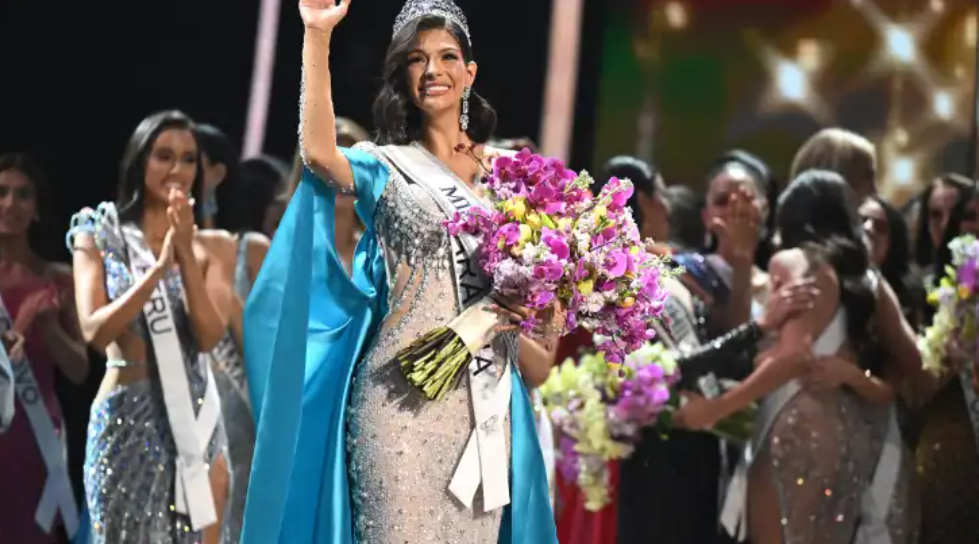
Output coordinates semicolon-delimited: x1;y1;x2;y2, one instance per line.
853;406;901;544
124;232;220;530
0;342;12;433
0;303;79;536
721;309;845;541
381;144;512;512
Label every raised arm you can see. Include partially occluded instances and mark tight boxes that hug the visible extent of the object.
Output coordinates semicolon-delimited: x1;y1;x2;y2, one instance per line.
299;0;355;191
675;250;813;429
72;231;169;353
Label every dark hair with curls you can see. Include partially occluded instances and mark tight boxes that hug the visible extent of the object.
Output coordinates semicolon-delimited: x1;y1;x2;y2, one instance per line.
373;15;497;145
914;173;972;269
777;169;878;371
868;196;925;329
117;110;205;224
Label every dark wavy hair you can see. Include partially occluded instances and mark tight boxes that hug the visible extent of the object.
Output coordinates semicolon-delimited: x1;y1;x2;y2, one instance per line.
373;15;497;145
216;155;288;235
914;173;972;269
868;196;924;329
935;181;979;282
777;169;878;371
0;152;50;220
117;110;204;224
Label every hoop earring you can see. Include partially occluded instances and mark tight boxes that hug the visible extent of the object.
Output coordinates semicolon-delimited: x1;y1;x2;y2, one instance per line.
460;85;471;132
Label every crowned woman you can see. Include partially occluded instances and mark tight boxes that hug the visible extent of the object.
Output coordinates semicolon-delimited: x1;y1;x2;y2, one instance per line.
240;1;559;543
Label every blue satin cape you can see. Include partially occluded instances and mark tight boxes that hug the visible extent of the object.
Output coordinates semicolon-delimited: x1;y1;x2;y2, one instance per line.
240;148;557;544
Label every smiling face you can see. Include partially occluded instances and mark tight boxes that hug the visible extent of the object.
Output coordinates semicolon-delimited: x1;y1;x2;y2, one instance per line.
144;128;199;205
0;168;38;236
405;28;477;122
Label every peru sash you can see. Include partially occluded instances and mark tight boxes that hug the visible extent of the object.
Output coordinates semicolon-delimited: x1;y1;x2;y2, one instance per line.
125;235;221;530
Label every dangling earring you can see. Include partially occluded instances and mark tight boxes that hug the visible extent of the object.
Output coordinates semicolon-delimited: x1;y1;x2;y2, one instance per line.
460;85;471;132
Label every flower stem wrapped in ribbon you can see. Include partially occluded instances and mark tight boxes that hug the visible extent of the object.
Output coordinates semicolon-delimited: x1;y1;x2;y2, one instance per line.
397;149;677;401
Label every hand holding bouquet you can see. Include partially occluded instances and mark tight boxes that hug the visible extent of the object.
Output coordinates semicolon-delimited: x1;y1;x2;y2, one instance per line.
398;150;676;400
920;235;979;375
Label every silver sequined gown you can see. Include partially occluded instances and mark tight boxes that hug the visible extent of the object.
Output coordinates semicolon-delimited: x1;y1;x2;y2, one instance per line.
343;142;513;543
69;211;228;544
208;233;258;544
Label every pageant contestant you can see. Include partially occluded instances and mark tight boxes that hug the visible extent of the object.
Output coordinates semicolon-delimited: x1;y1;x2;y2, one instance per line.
68;110;231;544
677;170;921;544
241;1;557;543
0;153;88;544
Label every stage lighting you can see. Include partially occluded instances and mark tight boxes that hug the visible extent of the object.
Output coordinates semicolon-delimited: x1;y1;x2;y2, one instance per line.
891;156;917;186
775;61;808;102
933;91;954;120
664;2;688;30
884;25;917;64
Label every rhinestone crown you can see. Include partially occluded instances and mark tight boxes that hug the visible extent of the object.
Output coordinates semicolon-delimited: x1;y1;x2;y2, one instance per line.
392;0;470;44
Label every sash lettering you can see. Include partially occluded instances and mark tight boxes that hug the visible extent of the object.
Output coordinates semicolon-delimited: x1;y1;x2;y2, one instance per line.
122;226;221;531
0;300;79;537
381;144;513;512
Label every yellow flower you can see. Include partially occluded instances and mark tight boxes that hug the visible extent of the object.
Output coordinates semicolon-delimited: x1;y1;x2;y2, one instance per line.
618;297;636;308
518;224;533;244
508;199;527;221
577;279;595;295
558;218;573;231
629;246;640;256
594;205;607;219
526;214;543;231
959;284;972;300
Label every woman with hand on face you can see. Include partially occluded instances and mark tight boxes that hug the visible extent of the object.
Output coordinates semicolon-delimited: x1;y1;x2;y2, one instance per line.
676;170;921;544
67;111;232;544
0;153;88;544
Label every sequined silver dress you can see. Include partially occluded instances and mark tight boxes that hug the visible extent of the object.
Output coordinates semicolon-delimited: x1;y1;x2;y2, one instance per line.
69;212;228;544
208;233;257;544
751;311;878;544
343;142;513;543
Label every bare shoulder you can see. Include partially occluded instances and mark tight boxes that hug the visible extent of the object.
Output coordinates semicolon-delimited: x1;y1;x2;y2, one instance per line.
43;262;75;287
767;248;809;280
244;232;271;260
196;229;238;262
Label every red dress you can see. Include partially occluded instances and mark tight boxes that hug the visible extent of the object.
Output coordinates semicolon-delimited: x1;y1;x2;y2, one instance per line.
553;328;619;544
0;272;72;544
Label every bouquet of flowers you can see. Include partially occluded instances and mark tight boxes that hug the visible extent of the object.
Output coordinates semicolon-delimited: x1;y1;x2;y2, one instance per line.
539;343;679;510
920;235;979;375
540;340;758;511
398;150;676;400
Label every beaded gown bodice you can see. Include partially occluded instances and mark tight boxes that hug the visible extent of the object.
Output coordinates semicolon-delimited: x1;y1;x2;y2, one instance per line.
342;142;515;543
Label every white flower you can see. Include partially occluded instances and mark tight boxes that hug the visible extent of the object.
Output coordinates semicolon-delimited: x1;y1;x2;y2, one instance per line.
521;243;540;265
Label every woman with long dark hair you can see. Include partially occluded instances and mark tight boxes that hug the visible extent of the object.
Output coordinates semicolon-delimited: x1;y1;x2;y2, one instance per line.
676;170;921;544
914;173;972;283
0;153;88;544
915;181;979;544
860;196;925;328
240;1;558;543
67;110;231;544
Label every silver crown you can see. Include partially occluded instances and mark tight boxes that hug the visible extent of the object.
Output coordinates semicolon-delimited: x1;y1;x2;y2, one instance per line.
392;0;471;44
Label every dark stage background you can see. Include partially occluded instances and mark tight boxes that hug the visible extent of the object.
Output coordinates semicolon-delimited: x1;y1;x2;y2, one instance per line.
1;0;613;503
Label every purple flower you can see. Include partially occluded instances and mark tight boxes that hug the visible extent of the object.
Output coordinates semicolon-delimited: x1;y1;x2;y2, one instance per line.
497;223;521;246
543;229;571;260
605;250;628;278
960;257;978;289
533;258;564;282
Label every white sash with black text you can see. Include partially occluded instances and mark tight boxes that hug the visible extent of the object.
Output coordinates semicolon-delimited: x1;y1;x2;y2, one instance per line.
381;143;513;512
0;302;79;536
125;237;221;531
